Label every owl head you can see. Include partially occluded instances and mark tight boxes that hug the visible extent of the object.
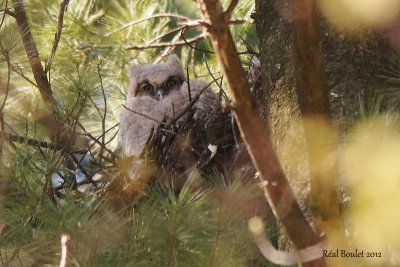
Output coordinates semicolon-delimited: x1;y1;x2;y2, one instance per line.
128;55;186;100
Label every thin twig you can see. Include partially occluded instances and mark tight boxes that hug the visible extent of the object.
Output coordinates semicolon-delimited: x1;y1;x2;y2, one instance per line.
70;153;98;188
125;33;207;50
185;67;192;102
76;122;118;163
178;18;246;28
122;105;167;124
0;42;11;156
167;79;219;126
46;0;70;77
104;13;191;37
97;62;107;164
0;0;8;28
181;30;214;54
0;43;11;122
11;63;38;88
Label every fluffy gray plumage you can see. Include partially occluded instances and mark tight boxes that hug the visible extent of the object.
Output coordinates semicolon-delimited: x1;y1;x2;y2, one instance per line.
119;55;219;157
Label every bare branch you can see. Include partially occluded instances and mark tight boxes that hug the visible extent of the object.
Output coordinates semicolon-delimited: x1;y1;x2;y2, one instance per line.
125;33;207;50
0;42;11;157
12;0;57;108
46;0;70;76
104;13;191;37
181;30;214;54
0;131;73;151
0;44;11;120
97;62;107;164
0;0;8;28
123;105;167;124
178;18;246;28
197;1;326;265
11;63;38;88
225;0;238;21
167;79;217;126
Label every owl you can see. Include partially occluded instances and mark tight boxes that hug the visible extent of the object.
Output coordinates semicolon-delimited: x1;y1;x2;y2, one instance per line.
119;55;220;158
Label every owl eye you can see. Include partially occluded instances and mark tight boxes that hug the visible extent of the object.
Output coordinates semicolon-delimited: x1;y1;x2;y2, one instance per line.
140;82;154;93
166;78;180;90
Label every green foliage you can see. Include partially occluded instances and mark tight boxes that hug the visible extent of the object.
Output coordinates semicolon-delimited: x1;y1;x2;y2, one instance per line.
0;0;269;266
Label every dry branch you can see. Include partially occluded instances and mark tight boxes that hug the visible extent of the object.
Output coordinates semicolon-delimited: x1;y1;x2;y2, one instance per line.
125;33;207;50
46;0;70;76
197;1;326;266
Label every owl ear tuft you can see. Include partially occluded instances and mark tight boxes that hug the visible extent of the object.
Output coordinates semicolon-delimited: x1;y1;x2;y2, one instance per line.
167;54;186;79
129;62;140;79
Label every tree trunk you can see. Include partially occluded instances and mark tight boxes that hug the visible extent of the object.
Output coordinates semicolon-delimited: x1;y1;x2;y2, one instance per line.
254;0;389;248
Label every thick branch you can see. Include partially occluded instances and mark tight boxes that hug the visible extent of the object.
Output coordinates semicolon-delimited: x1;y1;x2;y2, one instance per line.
198;1;325;266
12;0;56;108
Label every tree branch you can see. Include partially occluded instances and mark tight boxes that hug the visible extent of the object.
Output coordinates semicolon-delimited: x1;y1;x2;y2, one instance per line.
11;0;56;108
224;0;238;21
46;0;70;76
197;1;326;266
125;33;207;50
0;131;70;151
0;0;9;28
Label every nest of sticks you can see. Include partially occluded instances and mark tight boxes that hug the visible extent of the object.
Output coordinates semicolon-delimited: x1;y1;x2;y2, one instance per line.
105;90;245;207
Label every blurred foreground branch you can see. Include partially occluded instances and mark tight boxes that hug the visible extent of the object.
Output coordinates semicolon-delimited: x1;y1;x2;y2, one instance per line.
292;0;341;232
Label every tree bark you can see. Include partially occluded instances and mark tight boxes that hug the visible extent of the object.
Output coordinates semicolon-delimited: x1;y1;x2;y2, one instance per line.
255;0;390;248
292;0;340;232
198;1;325;266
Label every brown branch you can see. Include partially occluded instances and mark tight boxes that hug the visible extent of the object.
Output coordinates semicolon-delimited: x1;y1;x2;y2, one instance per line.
104;13;191;37
224;0;238;21
11;63;38;88
76;122;118;164
124;18;246;51
46;0;70;76
125;33;207;50
97;62;107;164
123;105;167;124
197;1;325;266
0;131;69;151
0;44;11;120
181;30;214;54
0;0;8;28
12;0;56;108
178;17;246;28
0;42;11;157
167;79;218;126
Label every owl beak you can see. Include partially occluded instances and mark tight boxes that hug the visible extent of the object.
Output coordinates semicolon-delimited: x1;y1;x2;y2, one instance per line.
157;89;164;100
